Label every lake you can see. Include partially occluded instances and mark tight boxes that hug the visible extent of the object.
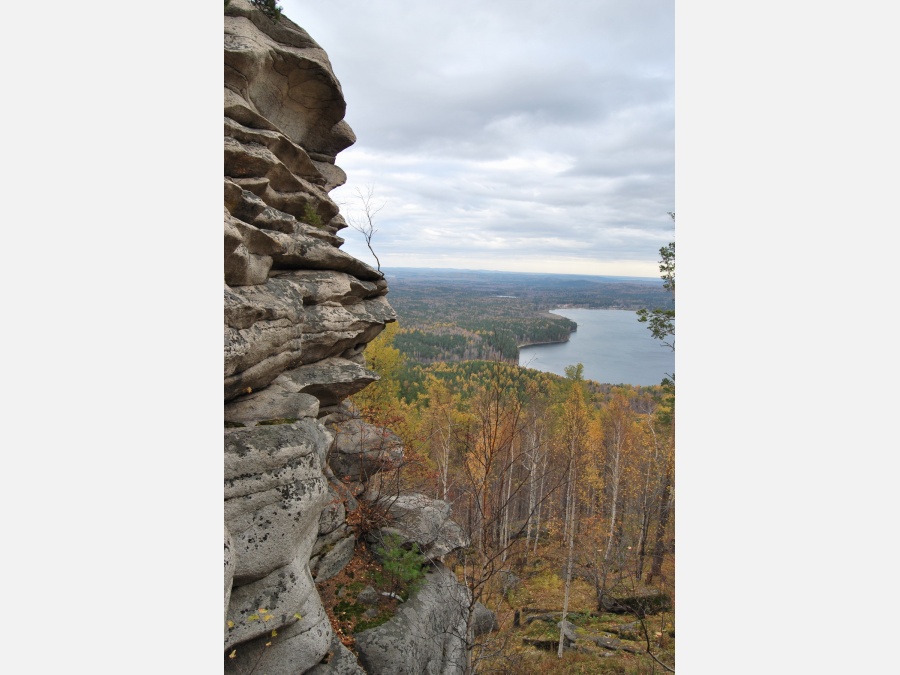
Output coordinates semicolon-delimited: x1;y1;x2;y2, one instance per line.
518;309;674;386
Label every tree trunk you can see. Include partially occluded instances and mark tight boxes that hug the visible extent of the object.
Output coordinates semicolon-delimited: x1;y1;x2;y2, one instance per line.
558;451;577;658
647;457;673;584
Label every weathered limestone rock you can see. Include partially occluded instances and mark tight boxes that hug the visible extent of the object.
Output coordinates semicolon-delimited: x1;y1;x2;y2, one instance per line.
225;420;331;583
224;289;390;402
305;636;367;675
329;417;404;481
367;493;468;562
313;534;356;583
354;564;470;675
472;602;500;636
317;484;346;535
225;526;236;620
300;296;396;364
558;620;578;648
223;3;414;672
225;557;323;651
272;269;388;305
225;564;333;673
225;1;355;158
280;358;379;410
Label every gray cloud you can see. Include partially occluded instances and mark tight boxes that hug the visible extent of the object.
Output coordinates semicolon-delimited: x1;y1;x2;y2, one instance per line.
281;0;674;276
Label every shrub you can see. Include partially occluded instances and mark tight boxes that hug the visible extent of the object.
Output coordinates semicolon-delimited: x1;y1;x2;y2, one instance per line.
250;0;282;21
374;533;426;600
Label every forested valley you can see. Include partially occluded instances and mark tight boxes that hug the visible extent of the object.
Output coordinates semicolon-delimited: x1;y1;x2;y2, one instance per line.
332;269;676;673
383;268;673;364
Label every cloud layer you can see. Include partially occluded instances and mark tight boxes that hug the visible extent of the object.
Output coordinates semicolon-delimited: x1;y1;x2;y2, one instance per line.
280;0;674;276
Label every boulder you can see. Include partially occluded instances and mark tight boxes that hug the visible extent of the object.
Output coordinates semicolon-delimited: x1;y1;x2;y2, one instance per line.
225;557;325;653
314;534;356;583
329;417;404;480
558;619;578;647
225;563;333;673
472;602;500;636
354;564;470;675
305;635;367;675
356;586;379;605
366;493;468;561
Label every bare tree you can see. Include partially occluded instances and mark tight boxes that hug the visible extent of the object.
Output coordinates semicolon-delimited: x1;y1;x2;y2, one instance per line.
347;184;386;275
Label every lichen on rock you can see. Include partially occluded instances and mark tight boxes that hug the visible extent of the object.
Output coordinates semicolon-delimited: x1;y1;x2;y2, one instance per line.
224;3;470;672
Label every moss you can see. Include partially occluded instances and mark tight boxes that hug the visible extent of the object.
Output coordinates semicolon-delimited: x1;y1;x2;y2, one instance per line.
224;421;246;428
334;600;366;621
354;613;391;632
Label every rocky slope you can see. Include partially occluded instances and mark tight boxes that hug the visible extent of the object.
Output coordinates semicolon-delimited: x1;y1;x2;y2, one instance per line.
224;3;472;673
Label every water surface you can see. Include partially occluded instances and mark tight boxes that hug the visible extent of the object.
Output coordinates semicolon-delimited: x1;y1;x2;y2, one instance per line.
518;309;674;386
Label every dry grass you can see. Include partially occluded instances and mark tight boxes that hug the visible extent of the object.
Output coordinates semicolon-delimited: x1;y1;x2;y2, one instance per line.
463;557;675;674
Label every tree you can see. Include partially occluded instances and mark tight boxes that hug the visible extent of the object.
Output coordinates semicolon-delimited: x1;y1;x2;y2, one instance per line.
637;212;675;352
347;184;386;275
557;375;589;657
250;0;282;20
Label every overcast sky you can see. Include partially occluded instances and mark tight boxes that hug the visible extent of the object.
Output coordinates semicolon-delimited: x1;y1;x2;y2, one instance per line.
280;0;674;277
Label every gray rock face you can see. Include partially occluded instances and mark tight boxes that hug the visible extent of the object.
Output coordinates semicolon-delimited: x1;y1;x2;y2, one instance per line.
225;526;236;619
354;564;470;675
305;636;367;675
223;3;398;672
314;534;356;583
225;420;331;584
317;484;347;535
223;6;470;674
225;565;333;673
329;417;404;481
367;493;468;562
280;358;379;410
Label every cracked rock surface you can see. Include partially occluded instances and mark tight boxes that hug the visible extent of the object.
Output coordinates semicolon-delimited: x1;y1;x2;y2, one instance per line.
224;3;393;673
223;4;472;673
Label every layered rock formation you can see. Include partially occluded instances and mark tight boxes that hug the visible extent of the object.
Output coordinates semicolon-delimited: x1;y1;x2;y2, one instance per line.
224;3;471;673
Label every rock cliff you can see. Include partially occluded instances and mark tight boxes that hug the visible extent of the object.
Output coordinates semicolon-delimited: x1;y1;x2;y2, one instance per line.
224;3;470;673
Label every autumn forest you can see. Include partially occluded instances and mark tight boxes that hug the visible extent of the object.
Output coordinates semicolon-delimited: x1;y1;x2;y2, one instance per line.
337;268;675;673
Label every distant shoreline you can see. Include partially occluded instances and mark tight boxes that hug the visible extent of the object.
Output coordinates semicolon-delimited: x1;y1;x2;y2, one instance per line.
517;336;570;349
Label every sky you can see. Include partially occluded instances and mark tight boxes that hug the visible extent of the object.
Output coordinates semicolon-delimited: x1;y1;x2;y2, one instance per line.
279;0;674;277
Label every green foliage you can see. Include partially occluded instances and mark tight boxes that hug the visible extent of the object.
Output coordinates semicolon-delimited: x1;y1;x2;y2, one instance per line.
374;533;427;600
250;0;282;20
353;322;405;418
564;363;584;381
300;202;323;228
354;613;392;632
636;220;674;352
